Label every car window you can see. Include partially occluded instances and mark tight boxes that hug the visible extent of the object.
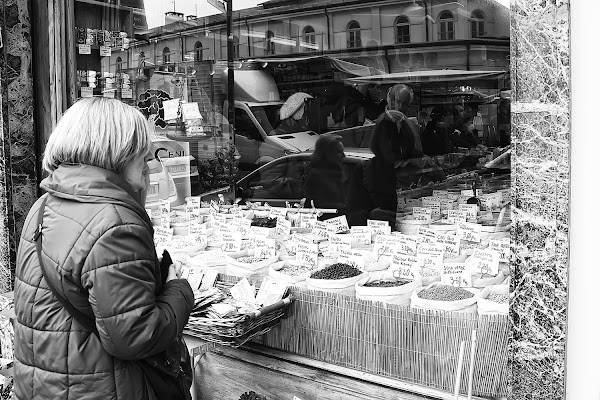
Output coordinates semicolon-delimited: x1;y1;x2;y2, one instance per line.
244;157;310;201
235;109;263;141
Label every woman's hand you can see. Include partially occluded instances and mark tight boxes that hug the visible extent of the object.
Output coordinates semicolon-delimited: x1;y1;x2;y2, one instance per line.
166;263;182;283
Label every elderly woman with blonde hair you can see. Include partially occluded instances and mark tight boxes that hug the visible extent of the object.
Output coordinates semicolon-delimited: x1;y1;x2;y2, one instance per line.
13;97;194;399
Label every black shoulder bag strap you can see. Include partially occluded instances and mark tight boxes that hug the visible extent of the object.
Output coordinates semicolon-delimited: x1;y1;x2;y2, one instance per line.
34;195;98;333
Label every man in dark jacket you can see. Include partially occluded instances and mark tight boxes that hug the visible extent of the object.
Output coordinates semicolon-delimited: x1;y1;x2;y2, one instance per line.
14;98;194;399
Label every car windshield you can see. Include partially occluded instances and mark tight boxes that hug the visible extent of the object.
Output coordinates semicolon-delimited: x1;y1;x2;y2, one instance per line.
250;105;280;136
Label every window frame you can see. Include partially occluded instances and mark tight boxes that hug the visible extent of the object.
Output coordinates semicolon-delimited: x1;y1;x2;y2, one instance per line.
395;15;411;44
347;20;362;48
302;25;316;52
439;11;455;41
471;10;486;38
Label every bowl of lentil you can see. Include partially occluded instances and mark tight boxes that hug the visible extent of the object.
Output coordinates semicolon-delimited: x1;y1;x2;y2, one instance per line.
355;271;422;306
305;262;368;296
410;283;487;313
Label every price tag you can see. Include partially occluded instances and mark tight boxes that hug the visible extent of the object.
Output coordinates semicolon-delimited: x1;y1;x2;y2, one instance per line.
221;233;242;252
154;227;173;247
489;239;510;262
275;217;292;236
232;218;252;237
457;222;481;243
192;233;208;247
441;200;455;212
395;234;419;256
181;102;203;121
433;190;449;197
417;227;438;244
161;99;180;121
102;90;115;98
413;207;432;221
325;215;349;234
459;204;479;220
329;234;352;257
447;210;468;224
390;253;421;280
418;253;443;275
160;200;171;229
441;263;472;287
269;207;288;219
499;189;511;204
470;249;500;275
296;242;318;267
100;45;111;56
300;213;318;228
443;234;460;257
121;88;133;99
461;189;482;196
189;222;207;236
350;226;372;245
338;249;365;271
422;197;441;217
78;44;91;54
255;246;276;259
406;198;421;208
186;197;202;221
250;226;272;238
483;192;503;210
372;235;401;259
314;221;330;239
417;243;445;257
367;219;391;237
80;86;94;98
447;193;460;201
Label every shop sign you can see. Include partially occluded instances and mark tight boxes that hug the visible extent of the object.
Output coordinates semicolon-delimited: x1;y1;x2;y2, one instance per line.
78;44;91;54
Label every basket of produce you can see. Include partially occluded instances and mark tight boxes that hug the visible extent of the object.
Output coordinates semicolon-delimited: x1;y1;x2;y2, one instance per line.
355;271;422;306
410;283;488;313
184;275;294;347
305;262;367;296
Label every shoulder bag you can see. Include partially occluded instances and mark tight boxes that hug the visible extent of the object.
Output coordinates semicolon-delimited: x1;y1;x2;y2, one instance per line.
33;195;193;400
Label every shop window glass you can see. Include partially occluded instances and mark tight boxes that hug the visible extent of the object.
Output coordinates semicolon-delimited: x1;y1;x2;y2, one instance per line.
347;20;362;48
194;41;203;61
395;15;411;44
265;30;275;55
471;10;485;38
439;11;454;40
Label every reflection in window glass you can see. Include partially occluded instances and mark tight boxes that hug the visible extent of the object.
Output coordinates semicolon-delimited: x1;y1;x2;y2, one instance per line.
439;11;455;40
194;41;202;62
348;20;362;48
471;10;486;38
303;26;316;52
265;30;275;55
396;15;411;44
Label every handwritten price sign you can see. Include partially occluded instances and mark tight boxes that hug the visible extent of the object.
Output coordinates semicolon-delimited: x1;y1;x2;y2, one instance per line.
255;246;276;260
447;210;468;224
457;222;481;243
441;263;472;287
325;215;350;234
422;197;441;217
489;239;510;262
275;217;292;236
269;207;288;219
459;204;479;220
418;253;443;274
351;226;372;245
417;243;445;257
338;249;364;270
221;233;242;252
412;207;432;221
367;219;392;237
443;234;460;257
373;235;401;259
296;242;318;267
417;227;438;244
471;249;500;275
395;234;418;256
154;227;173;246
390;253;421;280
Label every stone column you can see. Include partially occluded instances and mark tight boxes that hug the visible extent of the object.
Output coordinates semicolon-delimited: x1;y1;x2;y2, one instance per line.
0;0;38;292
510;1;570;399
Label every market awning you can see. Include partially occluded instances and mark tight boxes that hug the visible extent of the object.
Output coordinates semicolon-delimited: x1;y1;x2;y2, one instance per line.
247;55;385;77
344;69;508;84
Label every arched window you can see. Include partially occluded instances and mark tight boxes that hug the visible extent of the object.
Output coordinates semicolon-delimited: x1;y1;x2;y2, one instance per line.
194;41;203;61
115;56;123;72
233;35;240;59
439;11;454;40
395;15;410;44
302;25;316;51
265;30;275;55
347;20;362;48
471;10;485;38
163;46;171;64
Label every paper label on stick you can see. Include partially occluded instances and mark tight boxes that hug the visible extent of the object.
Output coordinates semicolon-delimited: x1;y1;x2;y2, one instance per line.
275;217;292;236
325;215;349;234
441;263;472;287
296;242;318;267
470;249;500;275
221;232;242;252
390;253;421;280
457;222;482;243
490;239;510;262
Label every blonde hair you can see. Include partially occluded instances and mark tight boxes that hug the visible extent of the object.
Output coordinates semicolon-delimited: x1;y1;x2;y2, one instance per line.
42;97;151;174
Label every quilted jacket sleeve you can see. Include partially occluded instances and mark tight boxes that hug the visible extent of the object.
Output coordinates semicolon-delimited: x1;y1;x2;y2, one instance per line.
81;221;194;360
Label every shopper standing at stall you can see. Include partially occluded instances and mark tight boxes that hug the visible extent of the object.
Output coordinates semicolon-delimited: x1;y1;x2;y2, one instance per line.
304;133;347;217
13;98;194;399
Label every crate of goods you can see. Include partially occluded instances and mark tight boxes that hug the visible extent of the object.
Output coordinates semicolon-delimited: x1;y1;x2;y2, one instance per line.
410;282;488;313
305;262;367;296
184;275;293;347
355;271;422;306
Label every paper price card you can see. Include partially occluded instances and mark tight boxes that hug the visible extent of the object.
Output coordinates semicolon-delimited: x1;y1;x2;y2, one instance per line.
418;253;443;274
329;234;352;257
162;99;180;121
186;197;202;220
372;235;399;259
417;227;438;244
422;197;441;217
390;253;421;280
457;221;481;243
413;207;432;221
470;249;500;275
457;195;471;205
154;227;173;247
314;221;330;239
441;263;472;288
417;243;444;257
350;226;372;245
489;239;510;262
255;246;277;260
499;189;511;204
188;222;207;236
296;242;318;267
447;193;460;201
221;232;242;252
269;207;288;219
433;190;449;197
100;45;111;57
181;102;203;121
338;248;365;271
250;226;272;238
192;233;208;247
459;204;479;220
300;213;317;228
447;210;468;224
367;219;391;237
121;88;133;99
78;44;91;54
441;200;455;212
80;86;94;98
406;198;421;208
325;215;350;234
393;234;418;256
232;218;252;237
461;189;482;196
443;234;460;257
275;217;292;236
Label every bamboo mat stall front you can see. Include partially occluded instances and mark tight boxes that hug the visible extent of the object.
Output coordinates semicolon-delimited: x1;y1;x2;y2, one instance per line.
255;286;509;398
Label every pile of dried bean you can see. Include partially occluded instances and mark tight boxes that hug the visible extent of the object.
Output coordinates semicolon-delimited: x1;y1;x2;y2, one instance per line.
251;217;277;228
236;256;263;264
279;263;314;277
417;285;474;301
363;279;411;287
487;293;509;303
310;263;361;280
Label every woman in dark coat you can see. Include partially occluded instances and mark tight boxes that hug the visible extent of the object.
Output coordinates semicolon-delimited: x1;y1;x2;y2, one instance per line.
13;97;194;399
304;133;346;215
